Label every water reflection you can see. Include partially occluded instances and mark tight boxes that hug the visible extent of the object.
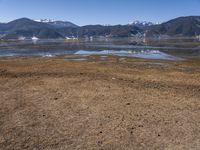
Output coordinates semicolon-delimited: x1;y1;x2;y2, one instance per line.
75;50;177;60
0;38;199;60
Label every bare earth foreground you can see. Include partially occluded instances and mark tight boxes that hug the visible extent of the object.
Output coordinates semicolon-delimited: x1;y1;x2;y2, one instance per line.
0;56;200;150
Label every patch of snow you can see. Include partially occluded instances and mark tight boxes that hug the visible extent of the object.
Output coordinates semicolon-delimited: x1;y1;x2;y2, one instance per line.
130;20;154;26
34;19;55;23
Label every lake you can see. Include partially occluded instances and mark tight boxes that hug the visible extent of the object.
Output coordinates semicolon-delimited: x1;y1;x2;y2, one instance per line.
0;37;200;60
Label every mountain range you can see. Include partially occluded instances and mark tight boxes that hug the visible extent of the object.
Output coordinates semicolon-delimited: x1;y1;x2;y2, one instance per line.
0;16;200;39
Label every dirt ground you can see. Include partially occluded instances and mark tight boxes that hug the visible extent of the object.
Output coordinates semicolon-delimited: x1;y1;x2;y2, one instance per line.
0;56;200;150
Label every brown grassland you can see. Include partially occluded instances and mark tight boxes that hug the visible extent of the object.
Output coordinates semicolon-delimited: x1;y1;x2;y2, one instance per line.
0;56;199;150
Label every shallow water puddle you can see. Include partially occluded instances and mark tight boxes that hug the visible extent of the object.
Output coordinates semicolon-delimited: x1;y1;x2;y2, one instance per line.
65;58;88;61
75;50;179;60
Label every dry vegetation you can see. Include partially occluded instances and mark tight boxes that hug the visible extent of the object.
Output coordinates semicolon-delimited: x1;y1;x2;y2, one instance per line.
0;56;200;150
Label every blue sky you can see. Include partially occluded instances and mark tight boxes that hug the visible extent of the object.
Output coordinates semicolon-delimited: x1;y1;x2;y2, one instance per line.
0;0;200;25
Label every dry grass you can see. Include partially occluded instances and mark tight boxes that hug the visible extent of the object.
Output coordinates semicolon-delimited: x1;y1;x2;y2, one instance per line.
0;56;200;150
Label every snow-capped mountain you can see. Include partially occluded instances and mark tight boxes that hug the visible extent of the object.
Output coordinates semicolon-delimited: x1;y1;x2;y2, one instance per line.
34;19;55;23
129;21;157;27
133;21;154;26
1;16;199;39
34;19;78;28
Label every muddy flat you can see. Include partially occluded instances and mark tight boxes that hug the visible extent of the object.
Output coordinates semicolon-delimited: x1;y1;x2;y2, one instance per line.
0;56;200;150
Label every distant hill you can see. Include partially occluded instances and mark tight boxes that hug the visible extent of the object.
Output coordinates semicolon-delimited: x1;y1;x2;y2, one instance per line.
35;19;79;28
0;23;5;34
56;24;142;38
49;21;78;28
0;18;64;39
0;16;200;39
146;16;200;37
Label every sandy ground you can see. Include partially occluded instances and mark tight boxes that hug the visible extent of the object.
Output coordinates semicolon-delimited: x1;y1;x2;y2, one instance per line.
0;56;200;150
